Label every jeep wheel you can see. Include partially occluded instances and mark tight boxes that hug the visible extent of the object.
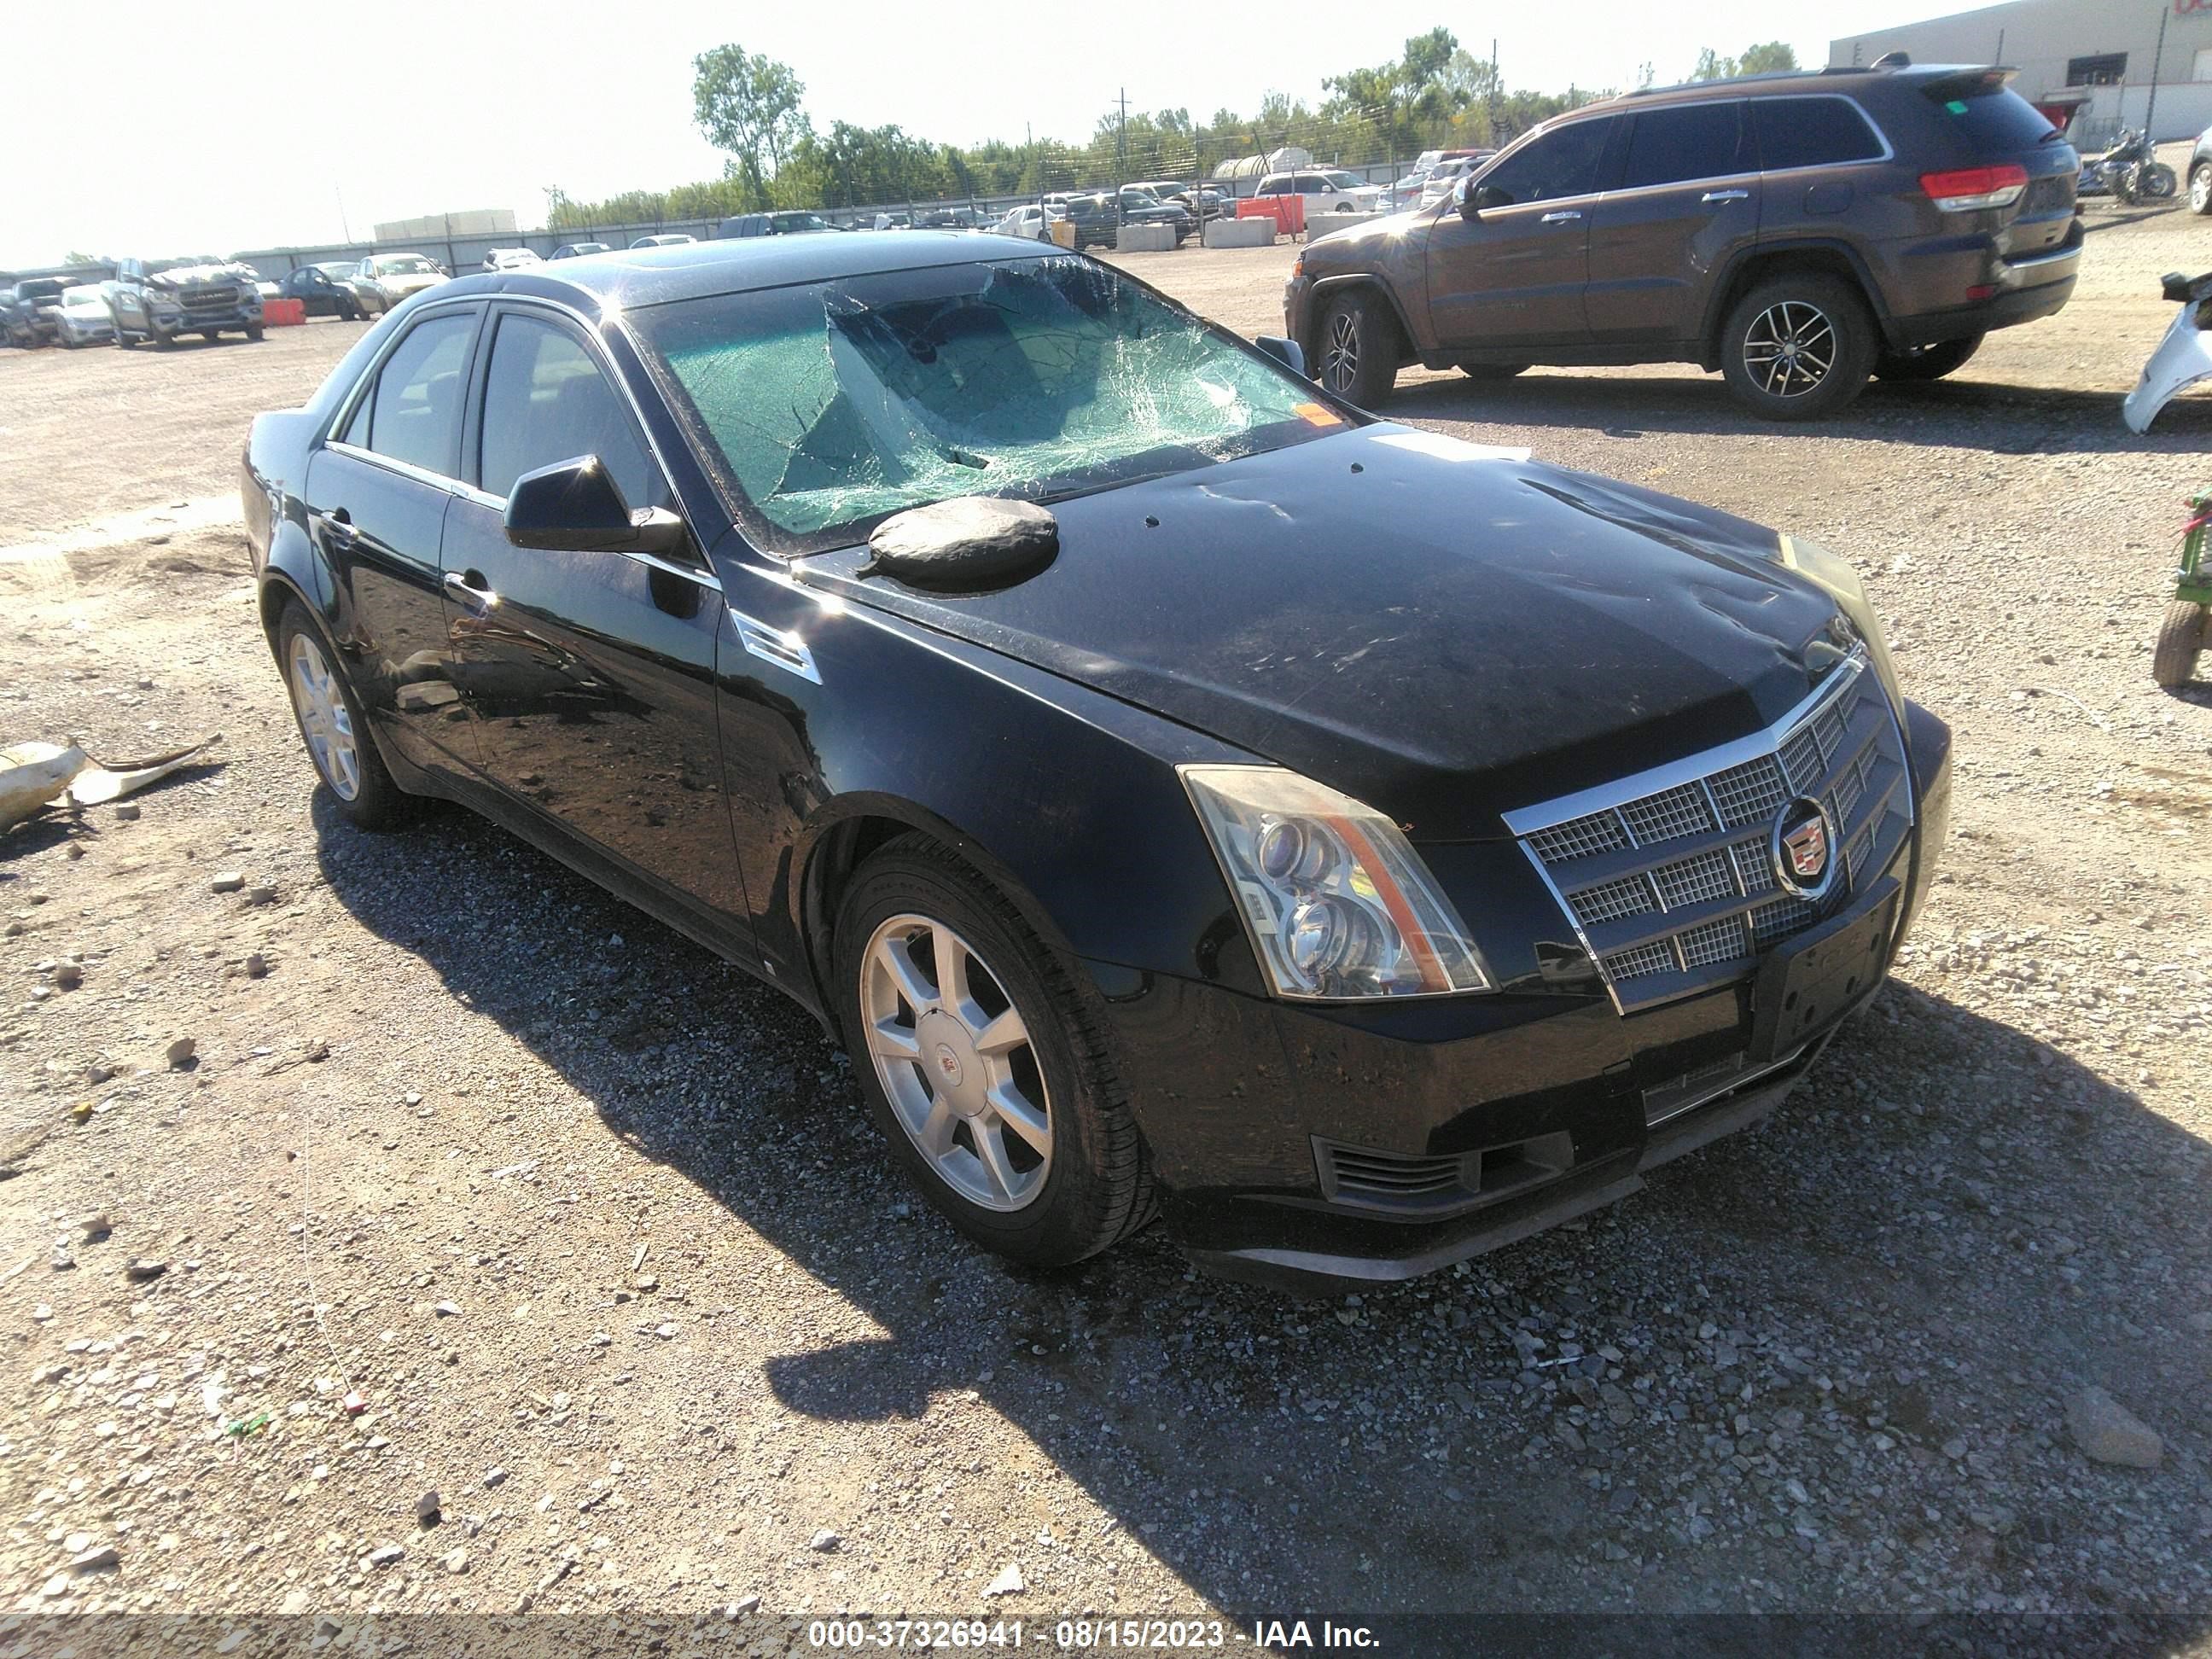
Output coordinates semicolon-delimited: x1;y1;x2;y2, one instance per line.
2192;162;2212;216
1720;275;1875;422
1875;334;1982;382
246;324;265;342
1315;290;1400;407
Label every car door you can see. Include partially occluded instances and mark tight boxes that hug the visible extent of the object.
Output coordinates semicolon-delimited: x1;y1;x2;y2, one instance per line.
1422;116;1621;352
307;303;485;773
1585;99;1761;346
437;302;746;924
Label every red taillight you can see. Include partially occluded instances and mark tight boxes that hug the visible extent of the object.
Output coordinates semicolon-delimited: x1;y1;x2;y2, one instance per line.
1919;164;2029;212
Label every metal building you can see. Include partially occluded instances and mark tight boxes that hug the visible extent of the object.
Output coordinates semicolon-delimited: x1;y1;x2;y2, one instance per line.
1831;0;2212;144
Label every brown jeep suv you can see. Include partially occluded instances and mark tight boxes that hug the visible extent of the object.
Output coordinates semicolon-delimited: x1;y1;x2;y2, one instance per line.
1284;61;2081;419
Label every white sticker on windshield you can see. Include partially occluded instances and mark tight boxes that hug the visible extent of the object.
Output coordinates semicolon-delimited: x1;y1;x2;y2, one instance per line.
1371;431;1532;463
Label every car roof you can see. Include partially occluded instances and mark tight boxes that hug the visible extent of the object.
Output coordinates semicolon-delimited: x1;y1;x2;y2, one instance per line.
1601;61;1994;113
433;230;1061;313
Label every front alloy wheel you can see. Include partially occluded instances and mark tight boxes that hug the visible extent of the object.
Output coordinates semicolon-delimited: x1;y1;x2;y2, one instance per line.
834;835;1154;1266
287;630;362;801
1314;290;1398;406
860;914;1051;1212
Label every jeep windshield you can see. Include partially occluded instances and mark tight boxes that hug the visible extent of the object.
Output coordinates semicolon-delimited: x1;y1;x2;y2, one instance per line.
637;255;1350;554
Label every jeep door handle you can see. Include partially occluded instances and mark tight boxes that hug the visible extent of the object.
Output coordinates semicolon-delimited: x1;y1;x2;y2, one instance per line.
1702;189;1750;203
1539;210;1583;224
443;570;498;614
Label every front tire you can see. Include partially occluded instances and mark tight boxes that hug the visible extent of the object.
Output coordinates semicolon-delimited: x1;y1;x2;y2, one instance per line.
1719;273;1876;421
1314;288;1400;407
2154;601;2209;688
275;603;411;830
245;324;265;341
1875;334;1982;382
834;835;1153;1268
2141;162;2179;201
2192;162;2212;216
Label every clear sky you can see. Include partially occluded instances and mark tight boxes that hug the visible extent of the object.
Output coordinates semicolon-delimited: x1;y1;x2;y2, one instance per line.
2;0;1923;268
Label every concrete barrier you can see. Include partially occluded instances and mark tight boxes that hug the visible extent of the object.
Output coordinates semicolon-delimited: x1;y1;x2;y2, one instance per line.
1115;224;1177;253
1202;218;1275;248
1308;211;1388;237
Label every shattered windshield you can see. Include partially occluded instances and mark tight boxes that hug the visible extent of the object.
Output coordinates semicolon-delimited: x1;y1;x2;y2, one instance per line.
636;255;1346;552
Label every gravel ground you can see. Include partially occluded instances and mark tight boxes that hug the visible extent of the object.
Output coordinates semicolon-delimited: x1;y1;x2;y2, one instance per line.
2;196;2210;1642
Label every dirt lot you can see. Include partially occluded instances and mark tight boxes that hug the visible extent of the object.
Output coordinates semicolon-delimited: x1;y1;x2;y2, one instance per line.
3;197;2211;1644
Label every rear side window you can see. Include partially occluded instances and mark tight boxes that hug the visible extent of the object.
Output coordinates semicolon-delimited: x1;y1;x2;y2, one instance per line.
1929;84;2060;150
358;311;475;476
1755;98;1885;170
1622;102;1752;188
1480;118;1617;204
478;313;661;509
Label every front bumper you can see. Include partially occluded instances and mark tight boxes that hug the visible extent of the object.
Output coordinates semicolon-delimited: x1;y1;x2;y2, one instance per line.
1091;699;1951;1295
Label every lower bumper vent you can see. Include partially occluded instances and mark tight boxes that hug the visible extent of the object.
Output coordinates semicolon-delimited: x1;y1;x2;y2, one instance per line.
1314;1132;1574;1218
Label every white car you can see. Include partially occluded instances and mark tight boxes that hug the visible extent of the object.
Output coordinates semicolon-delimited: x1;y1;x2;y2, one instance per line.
481;247;544;271
989;204;1063;241
1418;155;1490;209
629;233;696;249
1253;170;1384;217
356;253;448;310
56;285;114;347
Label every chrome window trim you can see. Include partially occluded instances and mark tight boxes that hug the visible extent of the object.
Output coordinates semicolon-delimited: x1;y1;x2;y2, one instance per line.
728;607;822;684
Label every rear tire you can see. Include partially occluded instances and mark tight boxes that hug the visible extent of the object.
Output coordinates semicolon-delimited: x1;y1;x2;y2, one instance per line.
1875;334;1982;382
834;835;1154;1269
2192;162;2212;216
1314;288;1400;407
2141;162;2179;201
245;324;265;342
1719;272;1876;421
275;602;412;830
2154;601;2209;689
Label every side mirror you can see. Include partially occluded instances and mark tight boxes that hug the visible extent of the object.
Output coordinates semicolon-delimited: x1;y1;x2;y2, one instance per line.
1254;335;1309;378
1464;183;1510;218
504;456;684;556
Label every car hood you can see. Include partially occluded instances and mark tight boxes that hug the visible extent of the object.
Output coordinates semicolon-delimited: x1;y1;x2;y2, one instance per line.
795;425;1852;841
147;263;253;289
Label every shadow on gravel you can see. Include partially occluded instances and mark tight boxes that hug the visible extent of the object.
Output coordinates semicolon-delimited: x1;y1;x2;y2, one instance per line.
1387;371;2212;457
315;795;2212;1625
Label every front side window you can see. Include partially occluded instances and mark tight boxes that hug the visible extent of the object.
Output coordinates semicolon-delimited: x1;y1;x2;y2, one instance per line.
1754;98;1884;170
355;311;475;475
478;313;661;509
636;255;1348;552
1479;119;1616;204
1621;101;1751;189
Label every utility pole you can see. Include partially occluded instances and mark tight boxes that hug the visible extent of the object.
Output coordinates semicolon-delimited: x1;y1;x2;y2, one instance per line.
1488;38;1500;148
2145;0;2171;139
1116;87;1129;189
335;187;352;245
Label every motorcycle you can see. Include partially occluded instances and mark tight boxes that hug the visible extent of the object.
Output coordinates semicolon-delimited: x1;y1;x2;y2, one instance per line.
2082;128;2178;204
2124;269;2212;434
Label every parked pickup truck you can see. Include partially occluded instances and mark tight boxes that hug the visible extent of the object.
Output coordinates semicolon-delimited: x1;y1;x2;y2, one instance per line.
108;255;265;348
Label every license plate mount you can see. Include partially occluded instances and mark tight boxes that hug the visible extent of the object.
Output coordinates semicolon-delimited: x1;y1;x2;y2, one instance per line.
1749;878;1900;1064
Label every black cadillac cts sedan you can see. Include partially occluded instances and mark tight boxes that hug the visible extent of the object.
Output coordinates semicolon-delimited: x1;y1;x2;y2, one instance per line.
242;235;1952;1292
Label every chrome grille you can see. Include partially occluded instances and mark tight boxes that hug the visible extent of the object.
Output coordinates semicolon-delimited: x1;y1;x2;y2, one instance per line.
1707;754;1790;827
1505;652;1912;1011
1620;783;1714;846
1678;914;1749;969
1604;940;1679;981
1570;873;1656;924
1527;811;1627;864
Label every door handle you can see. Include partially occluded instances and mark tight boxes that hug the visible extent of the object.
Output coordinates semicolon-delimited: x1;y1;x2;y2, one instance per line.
324;507;358;550
1539;210;1583;224
443;570;498;614
1702;189;1750;203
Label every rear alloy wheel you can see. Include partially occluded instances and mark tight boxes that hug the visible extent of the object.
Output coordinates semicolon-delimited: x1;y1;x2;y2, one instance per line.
1315;289;1400;407
2154;601;2209;689
835;835;1153;1267
1720;274;1876;421
2192;163;2212;216
1875;334;1983;382
276;602;411;830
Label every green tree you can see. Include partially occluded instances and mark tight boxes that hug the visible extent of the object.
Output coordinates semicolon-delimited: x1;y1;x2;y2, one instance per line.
1692;47;1738;81
692;44;809;211
1738;41;1799;74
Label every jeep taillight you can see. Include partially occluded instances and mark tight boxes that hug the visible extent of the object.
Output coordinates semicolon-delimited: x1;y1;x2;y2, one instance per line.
1918;164;2029;212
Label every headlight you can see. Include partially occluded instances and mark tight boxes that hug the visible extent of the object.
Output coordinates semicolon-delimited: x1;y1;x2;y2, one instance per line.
1180;765;1491;999
1778;534;1906;722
